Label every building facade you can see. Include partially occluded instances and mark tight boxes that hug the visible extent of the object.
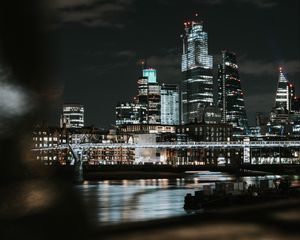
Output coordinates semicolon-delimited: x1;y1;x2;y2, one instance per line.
160;84;179;125
147;82;161;124
32;125;135;165
115;102;147;125
116;67;161;126
136;75;161;124
60;103;84;128
269;68;294;127
268;68;300;136
217;51;248;132
181;19;213;124
274;67;291;112
170;123;236;165
143;68;157;83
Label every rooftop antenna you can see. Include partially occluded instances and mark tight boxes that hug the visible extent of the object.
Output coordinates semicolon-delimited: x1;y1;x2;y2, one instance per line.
140;58;147;70
194;12;203;25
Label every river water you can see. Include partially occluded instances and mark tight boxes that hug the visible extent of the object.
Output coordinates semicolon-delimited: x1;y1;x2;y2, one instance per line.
73;172;297;226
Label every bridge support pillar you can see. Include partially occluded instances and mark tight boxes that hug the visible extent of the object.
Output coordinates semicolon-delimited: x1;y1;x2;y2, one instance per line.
74;157;84;184
69;144;84;184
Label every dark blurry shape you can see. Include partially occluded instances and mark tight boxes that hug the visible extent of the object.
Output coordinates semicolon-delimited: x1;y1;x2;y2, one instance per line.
0;1;87;240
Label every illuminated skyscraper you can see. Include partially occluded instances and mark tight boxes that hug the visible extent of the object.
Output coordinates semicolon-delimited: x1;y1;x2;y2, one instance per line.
181;19;213;124
274;67;291;111
217;51;248;132
269;68;300;134
147;82;161;124
160;84;179;125
136;76;161;124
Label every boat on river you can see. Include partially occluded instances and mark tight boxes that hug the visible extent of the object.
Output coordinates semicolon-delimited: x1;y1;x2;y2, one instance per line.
184;178;300;210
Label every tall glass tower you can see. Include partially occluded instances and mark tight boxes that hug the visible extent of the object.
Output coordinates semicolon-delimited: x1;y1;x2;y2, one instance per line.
269;67;297;132
274;67;291;111
181;19;213;124
217;51;248;132
136;75;161;124
160;84;179;125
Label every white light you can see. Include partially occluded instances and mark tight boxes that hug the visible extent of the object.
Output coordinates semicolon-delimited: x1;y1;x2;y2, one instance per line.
0;70;33;135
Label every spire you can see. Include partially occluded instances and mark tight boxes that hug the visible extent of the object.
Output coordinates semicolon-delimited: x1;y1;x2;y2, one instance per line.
274;66;289;111
279;66;287;83
139;58;147;72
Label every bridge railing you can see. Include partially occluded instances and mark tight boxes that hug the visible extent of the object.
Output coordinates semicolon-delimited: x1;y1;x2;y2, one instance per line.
31;141;300;151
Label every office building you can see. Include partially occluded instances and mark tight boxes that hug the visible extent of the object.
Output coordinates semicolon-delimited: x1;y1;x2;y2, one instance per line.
60;103;84;128
217;50;248;132
147;82;161;124
115;102;147;125
136;75;161;124
270;68;293;125
173;123;236;165
181;19;213;124
161;84;179;125
274;67;291;112
143;68;157;83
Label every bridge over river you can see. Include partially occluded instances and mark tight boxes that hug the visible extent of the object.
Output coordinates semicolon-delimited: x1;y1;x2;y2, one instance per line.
32;141;300;182
32;140;300;150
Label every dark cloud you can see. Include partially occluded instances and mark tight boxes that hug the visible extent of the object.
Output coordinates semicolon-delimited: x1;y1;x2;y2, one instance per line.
147;52;181;83
194;0;278;8
50;0;98;9
49;0;135;28
244;92;275;121
239;0;278;8
239;58;300;76
116;50;137;59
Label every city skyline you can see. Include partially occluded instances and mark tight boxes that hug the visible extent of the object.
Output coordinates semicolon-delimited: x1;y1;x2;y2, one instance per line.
1;3;300;239
46;0;299;128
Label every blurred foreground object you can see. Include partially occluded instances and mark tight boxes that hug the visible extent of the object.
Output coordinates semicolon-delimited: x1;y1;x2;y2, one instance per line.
0;1;87;239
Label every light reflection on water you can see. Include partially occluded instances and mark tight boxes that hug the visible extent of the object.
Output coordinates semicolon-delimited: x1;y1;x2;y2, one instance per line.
73;172;283;226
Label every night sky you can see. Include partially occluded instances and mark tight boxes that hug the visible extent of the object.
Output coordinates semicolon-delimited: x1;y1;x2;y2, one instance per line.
47;0;300;128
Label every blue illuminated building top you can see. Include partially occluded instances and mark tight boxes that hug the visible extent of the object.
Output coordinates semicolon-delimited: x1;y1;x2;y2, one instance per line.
143;68;157;83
